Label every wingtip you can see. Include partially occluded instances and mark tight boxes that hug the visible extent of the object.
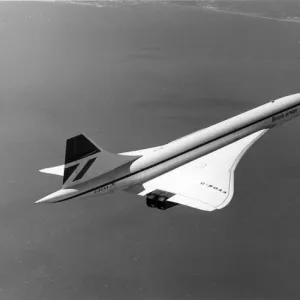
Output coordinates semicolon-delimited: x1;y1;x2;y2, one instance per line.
38;165;65;176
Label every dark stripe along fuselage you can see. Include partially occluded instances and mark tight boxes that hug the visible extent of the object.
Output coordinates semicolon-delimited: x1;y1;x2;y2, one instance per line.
57;98;300;202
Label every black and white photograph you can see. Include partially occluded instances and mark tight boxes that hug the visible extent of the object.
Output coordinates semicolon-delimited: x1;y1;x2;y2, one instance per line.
1;0;300;299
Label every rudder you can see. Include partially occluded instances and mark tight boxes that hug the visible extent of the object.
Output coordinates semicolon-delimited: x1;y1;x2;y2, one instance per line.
62;134;138;188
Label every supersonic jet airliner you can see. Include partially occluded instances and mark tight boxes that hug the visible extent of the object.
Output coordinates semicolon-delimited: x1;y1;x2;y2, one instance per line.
36;93;300;212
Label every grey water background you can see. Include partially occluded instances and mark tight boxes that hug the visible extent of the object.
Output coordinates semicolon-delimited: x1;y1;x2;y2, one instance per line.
1;1;300;299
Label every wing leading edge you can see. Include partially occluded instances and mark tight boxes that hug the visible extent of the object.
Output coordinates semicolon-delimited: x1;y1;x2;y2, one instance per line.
40;130;269;211
131;129;269;211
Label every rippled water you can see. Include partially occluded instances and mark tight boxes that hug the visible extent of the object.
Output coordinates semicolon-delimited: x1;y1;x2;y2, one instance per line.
1;2;300;299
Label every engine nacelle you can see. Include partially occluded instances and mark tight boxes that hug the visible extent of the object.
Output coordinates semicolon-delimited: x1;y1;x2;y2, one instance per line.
146;191;178;210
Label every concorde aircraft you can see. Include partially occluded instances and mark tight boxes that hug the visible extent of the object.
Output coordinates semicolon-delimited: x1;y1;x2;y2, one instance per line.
35;93;300;211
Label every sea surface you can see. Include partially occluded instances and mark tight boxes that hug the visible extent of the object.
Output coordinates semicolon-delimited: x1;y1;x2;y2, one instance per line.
1;2;300;299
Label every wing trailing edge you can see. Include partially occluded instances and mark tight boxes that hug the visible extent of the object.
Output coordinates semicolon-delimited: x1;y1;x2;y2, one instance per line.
127;129;269;211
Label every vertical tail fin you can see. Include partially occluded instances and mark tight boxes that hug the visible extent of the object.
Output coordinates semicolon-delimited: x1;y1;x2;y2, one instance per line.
62;134;138;188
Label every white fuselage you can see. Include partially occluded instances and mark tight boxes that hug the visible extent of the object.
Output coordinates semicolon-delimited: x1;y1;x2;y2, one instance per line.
49;94;300;203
